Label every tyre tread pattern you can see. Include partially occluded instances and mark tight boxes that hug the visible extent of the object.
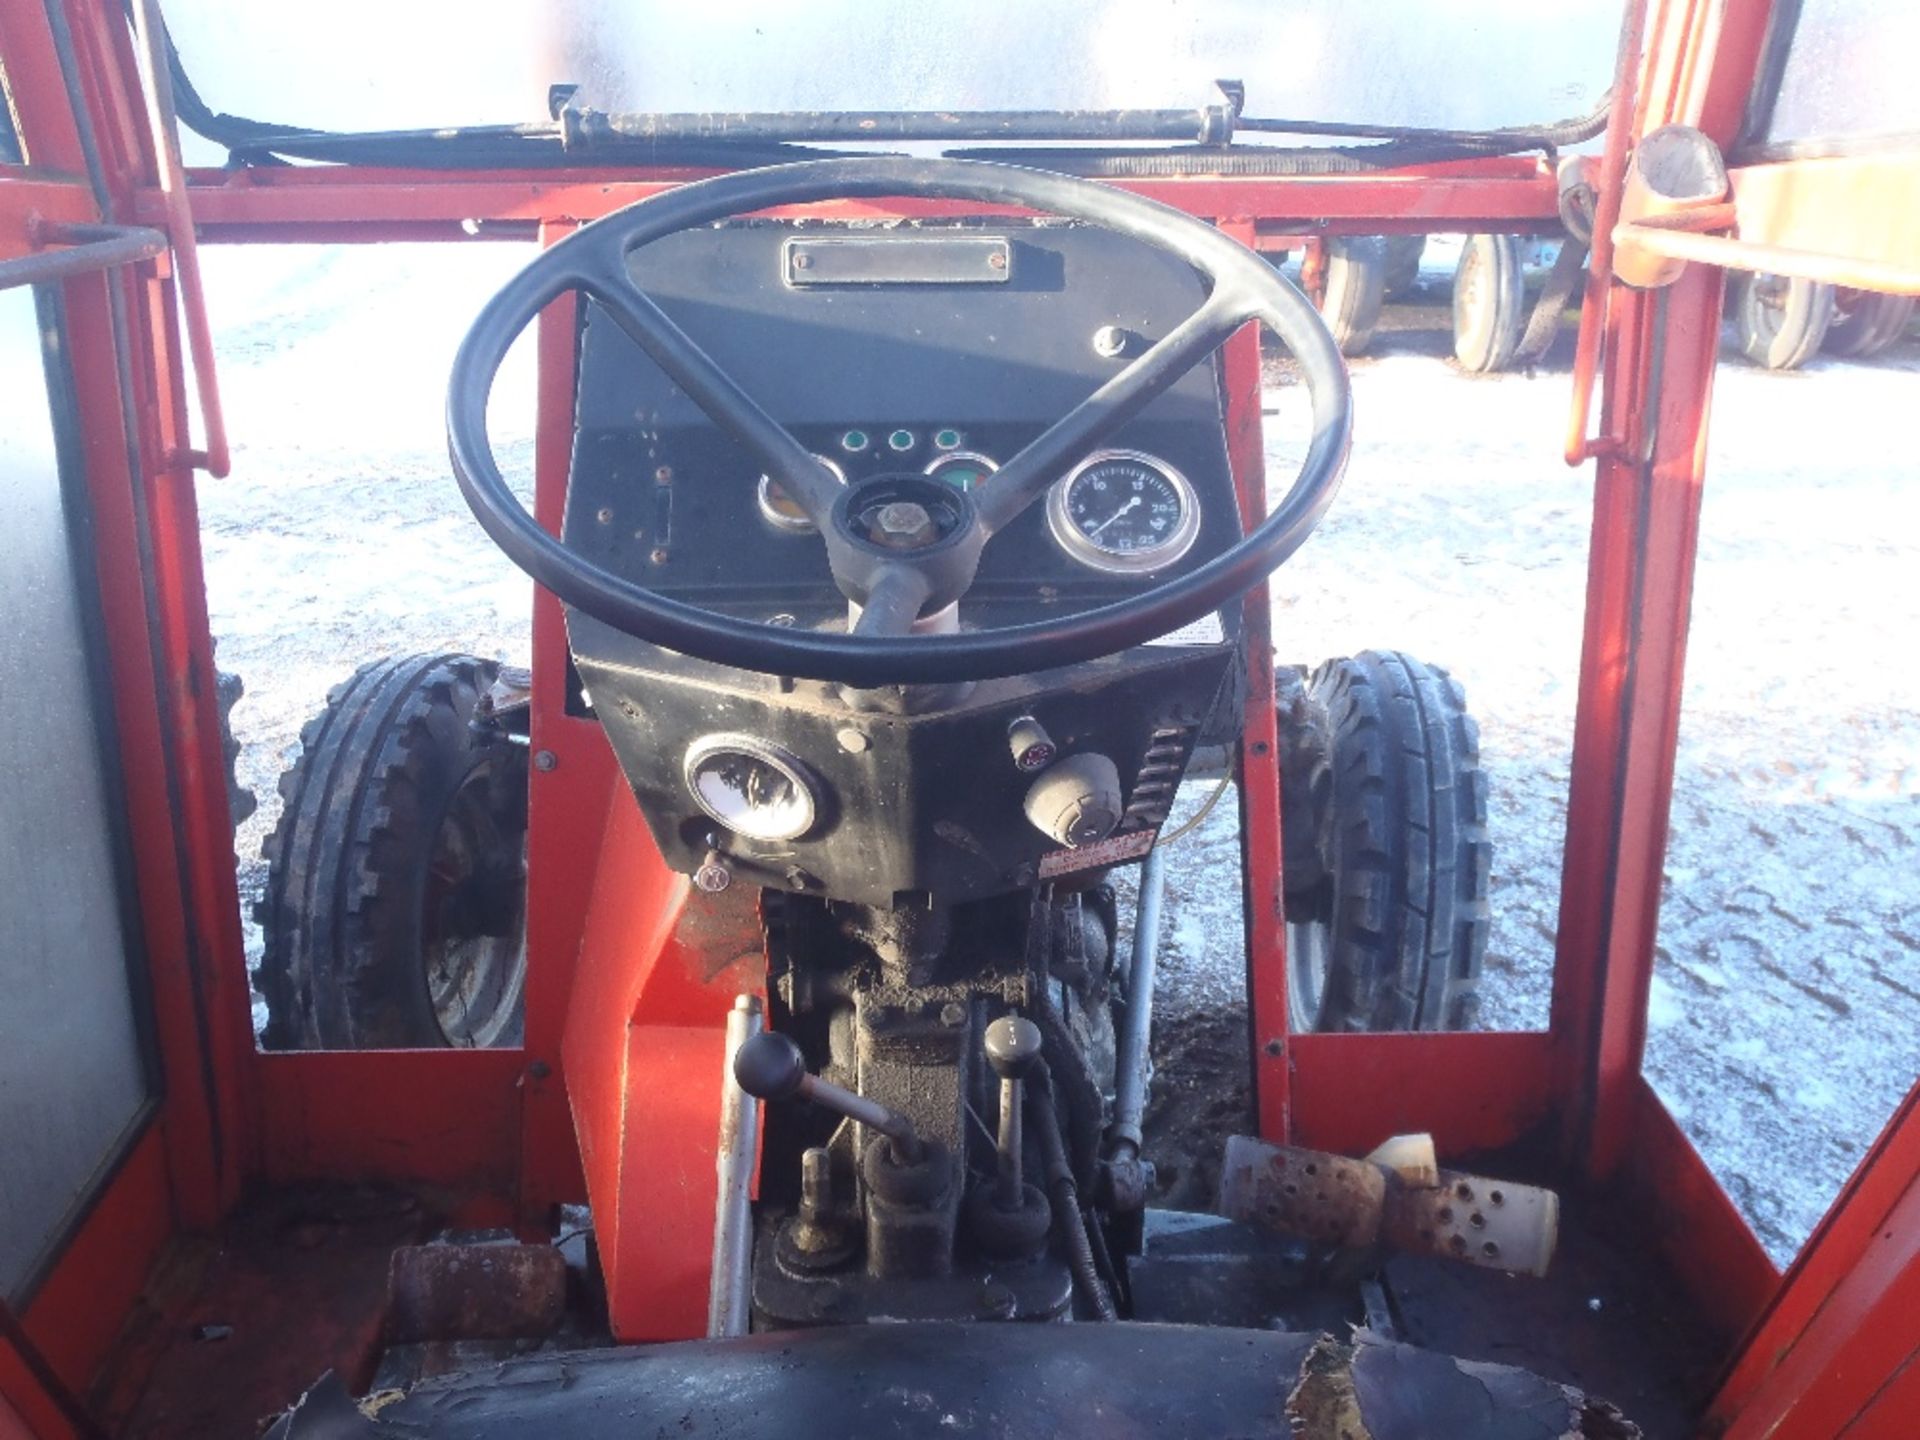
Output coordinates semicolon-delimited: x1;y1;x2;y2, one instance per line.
1301;651;1490;1031
257;652;505;1049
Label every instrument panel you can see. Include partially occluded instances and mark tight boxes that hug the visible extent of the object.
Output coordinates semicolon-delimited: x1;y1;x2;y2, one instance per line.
564;219;1246;632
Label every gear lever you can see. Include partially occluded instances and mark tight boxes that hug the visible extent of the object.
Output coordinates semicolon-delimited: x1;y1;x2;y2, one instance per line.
983;1015;1043;1210
733;1031;925;1162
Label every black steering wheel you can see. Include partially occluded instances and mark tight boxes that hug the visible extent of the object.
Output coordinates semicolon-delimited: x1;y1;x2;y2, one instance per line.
448;157;1350;687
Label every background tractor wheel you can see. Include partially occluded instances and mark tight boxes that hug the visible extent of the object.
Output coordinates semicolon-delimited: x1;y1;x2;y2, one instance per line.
1823;289;1915;359
1278;651;1490;1033
1451;234;1526;373
214;649;256;828
1382;235;1427;301
1731;272;1832;370
1315;237;1388;356
258;653;528;1050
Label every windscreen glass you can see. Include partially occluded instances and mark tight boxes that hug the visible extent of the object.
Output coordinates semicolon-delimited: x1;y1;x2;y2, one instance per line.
163;0;1623;160
1762;0;1920;149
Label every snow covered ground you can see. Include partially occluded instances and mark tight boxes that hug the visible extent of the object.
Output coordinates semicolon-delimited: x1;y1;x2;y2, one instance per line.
199;243;1919;1266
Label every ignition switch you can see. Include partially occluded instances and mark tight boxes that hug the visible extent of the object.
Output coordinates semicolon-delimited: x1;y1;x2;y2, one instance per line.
1023;752;1123;848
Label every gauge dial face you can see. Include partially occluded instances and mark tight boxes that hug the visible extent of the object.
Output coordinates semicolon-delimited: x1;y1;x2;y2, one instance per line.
922;450;998;494
684;735;819;842
758;455;846;534
1046;450;1201;574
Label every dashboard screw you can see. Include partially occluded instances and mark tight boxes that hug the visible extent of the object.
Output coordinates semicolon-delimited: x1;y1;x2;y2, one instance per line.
533;750;557;772
695;852;732;893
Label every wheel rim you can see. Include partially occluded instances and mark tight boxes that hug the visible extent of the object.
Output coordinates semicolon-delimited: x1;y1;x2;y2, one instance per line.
423;760;528;1048
1285;918;1330;1034
1748;274;1791;346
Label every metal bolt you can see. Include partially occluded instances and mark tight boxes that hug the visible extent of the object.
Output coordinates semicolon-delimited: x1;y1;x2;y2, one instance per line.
596;506;613;524
785;866;811;891
836;726;871;754
939;1002;967;1027
800;1146;834;1222
877;501;931;537
533;750;558;772
695;851;732;893
809;1282;845;1319
1092;324;1130;358
987;251;1007;271
1263;1037;1285;1057
793;252;813;270
650;546;671;565
654;465;673;483
767;613;797;628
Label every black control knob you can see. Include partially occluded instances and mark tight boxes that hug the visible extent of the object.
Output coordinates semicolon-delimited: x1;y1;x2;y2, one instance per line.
732;1031;808;1100
733;1030;923;1160
985;1016;1044;1079
1022;752;1123;848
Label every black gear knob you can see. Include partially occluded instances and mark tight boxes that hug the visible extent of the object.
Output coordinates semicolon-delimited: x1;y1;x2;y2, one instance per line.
984;1015;1044;1081
733;1028;923;1160
733;1031;808;1101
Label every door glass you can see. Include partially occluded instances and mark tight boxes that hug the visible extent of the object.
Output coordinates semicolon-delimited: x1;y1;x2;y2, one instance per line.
1646;331;1920;1261
0;285;154;1300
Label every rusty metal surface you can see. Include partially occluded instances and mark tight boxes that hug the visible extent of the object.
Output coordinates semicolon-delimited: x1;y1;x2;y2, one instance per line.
100;1187;430;1439
385;1243;566;1344
1220;1136;1559;1277
1221;1135;1388;1250
1381;1173;1558;1279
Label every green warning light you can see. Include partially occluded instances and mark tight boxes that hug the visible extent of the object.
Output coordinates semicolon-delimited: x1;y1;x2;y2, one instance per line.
840;429;871;453
887;429;917;453
933;428;963;451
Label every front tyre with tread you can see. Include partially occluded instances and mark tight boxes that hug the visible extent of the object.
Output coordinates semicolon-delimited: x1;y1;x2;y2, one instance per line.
258;653;529;1050
1279;651;1490;1033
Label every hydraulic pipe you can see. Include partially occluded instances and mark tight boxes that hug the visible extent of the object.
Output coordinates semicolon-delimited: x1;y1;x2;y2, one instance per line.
707;994;764;1338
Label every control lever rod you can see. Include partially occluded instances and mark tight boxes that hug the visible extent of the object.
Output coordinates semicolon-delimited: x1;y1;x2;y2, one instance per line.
733;1031;925;1162
984;1015;1044;1210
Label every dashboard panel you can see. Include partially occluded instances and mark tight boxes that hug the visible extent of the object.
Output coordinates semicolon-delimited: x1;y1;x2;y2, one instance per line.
558;218;1250;905
563;219;1246;629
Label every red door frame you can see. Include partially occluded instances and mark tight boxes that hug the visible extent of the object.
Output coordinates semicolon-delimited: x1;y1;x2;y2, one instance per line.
4;0;1919;1431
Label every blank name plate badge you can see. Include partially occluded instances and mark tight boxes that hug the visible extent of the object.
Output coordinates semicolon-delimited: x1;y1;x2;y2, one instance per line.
1038;826;1158;878
782;235;1012;287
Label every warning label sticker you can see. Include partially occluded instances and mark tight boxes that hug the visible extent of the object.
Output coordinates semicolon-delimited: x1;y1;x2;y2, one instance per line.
1037;827;1158;878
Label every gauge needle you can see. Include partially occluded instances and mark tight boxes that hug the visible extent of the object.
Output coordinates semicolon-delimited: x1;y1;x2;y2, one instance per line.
1086;495;1141;539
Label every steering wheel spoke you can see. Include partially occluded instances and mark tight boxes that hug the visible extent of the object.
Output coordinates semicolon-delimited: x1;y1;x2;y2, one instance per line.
975;289;1253;535
851;565;937;638
581;256;842;522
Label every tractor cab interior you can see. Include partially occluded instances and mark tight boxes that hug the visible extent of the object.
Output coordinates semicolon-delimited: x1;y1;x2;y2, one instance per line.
2;1;1918;1437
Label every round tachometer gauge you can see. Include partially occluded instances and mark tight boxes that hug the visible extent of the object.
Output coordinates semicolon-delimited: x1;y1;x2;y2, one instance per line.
1046;449;1201;574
